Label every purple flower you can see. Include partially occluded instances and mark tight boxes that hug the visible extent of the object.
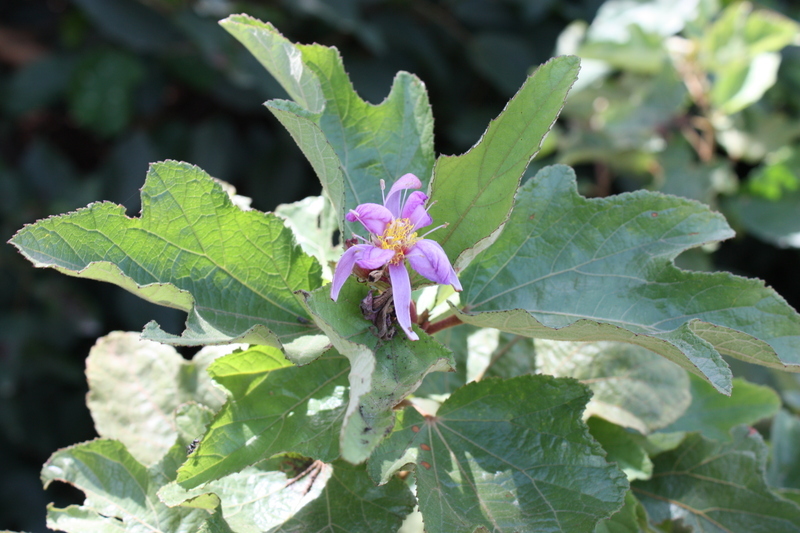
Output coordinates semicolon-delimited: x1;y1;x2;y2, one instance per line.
331;173;462;340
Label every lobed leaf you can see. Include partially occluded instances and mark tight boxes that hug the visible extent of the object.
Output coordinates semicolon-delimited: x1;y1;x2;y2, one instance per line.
176;347;349;489
458;164;800;394
221;15;435;230
9;160;322;347
633;426;800;532
428;55;580;271
368;374;629;533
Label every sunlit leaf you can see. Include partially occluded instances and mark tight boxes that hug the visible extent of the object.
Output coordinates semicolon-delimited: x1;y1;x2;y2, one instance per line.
176;347;349;489
10;160;322;347
458;164;800;394
428;55;580;271
86;332;231;465
536;340;691;433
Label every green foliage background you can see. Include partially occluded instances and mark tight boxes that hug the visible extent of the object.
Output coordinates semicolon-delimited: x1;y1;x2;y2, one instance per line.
2;0;800;531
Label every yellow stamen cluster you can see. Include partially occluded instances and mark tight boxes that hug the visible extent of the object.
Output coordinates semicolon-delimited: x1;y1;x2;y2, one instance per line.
376;218;418;263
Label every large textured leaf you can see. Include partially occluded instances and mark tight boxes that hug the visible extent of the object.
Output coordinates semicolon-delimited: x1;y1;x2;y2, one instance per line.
633;426;800;532
588;418;653;482
428;55;580;271
660;373;781;441
176;347;349;489
86;332;231;465
41;405;230;532
368;375;629;533
458;164;800;394
221;15;435;229
302;279;454;464
9;160;322;347
536;340;691;433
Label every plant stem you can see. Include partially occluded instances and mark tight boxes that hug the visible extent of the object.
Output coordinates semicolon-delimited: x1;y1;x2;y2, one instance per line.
423;314;462;335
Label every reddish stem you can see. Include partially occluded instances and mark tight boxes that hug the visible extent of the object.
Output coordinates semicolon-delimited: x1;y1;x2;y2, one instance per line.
423;314;462;335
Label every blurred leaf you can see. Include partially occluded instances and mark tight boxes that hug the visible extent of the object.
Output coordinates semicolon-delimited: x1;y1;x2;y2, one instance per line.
768;410;800;490
221;15;435;230
633;426;800;532
10;160;322;347
86;331;231;465
579;26;667;74
458;164;800;394
536;340;691;434
660;373;780;441
70;0;183;52
4;54;74;116
586;0;699;43
594;490;653;533
302;279;455;463
275;196;340;281
429;56;580;271
176;347;349;489
588;418;653;482
724;190;800;248
41;405;231;532
68;48;145;137
369;375;629;533
701;2;800;113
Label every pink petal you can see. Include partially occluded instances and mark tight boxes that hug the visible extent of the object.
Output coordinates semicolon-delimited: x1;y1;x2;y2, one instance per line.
388;262;419;340
346;203;393;235
331;244;370;301
401;191;432;230
385;173;422;217
355;246;395;269
406;239;462;291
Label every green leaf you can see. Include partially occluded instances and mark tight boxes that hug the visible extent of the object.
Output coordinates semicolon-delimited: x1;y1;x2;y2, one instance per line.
42;405;231;532
594;491;653;533
458;164;800;394
588;418;653;482
176;346;349;489
659;373;780;441
768;410;800;490
633;426;800;532
428;56;580;271
9;160;322;347
269;460;415;533
369;375;629;533
221;15;435;229
302;280;455;463
536;340;691;433
86;332;230;465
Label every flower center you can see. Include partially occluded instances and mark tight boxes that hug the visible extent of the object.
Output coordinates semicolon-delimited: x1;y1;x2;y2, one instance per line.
376;218;418;262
